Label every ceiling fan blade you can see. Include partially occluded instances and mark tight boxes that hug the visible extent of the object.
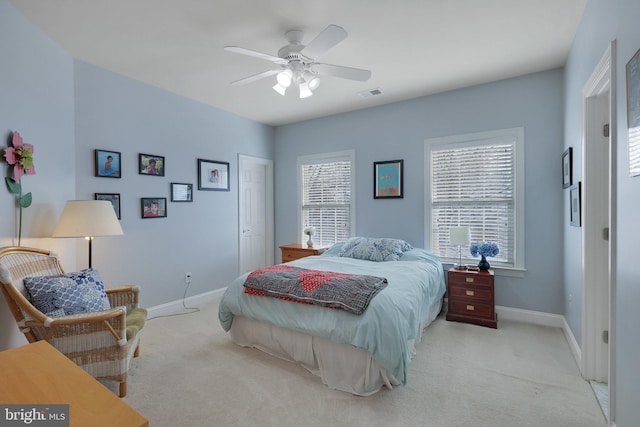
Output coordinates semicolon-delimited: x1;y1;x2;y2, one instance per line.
301;24;347;58
311;63;371;82
224;46;287;64
230;69;280;86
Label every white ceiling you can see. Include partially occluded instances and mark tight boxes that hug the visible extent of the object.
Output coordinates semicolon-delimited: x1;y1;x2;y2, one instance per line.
10;0;586;127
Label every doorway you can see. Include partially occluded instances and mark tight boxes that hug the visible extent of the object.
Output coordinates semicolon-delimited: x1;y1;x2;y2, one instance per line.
581;41;617;422
238;155;274;274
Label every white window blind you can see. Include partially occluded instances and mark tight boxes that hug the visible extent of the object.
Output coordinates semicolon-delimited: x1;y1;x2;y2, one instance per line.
428;128;524;270
299;151;354;246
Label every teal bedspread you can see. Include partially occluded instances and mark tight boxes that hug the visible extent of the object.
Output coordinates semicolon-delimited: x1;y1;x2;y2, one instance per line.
218;247;446;385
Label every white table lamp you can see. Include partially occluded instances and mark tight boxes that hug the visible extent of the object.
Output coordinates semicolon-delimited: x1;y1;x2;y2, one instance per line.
449;226;470;270
52;200;123;268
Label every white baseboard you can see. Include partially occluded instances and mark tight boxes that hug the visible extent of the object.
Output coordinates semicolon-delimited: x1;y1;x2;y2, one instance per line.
561;314;582;368
495;305;565;328
147;288;226;318
494;305;582;369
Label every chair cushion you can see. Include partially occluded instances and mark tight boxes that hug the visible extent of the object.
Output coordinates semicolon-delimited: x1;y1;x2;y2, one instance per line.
24;269;111;317
126;308;148;340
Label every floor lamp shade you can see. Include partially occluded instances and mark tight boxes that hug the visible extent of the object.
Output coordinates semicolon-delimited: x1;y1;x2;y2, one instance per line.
52;200;123;268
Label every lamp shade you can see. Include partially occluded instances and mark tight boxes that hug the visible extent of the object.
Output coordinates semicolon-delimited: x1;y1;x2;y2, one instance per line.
449;226;470;246
52;200;123;238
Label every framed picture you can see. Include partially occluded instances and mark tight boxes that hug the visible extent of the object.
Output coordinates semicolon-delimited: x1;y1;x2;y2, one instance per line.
570;182;581;227
562;147;573;188
139;153;165;176
198;158;230;191
95;193;121;220
141;197;167;218
626;47;640;176
171;183;193;202
95;149;121;178
374;159;403;199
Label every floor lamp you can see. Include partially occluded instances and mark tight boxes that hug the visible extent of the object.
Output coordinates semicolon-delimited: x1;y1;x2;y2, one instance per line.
52;200;123;268
449;226;470;270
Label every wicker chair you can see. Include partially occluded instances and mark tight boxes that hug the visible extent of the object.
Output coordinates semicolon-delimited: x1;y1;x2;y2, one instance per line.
0;246;146;397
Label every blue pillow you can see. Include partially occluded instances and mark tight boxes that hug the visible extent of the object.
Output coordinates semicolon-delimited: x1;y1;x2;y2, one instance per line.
24;269;110;317
339;237;413;262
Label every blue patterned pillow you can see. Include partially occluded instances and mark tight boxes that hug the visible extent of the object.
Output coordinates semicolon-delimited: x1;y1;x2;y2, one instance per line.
339;237;413;262
24;269;110;317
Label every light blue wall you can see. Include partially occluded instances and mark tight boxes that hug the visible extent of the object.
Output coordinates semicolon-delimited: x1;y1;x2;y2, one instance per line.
0;0;77;349
73;61;275;307
564;0;640;424
275;69;565;314
0;0;275;350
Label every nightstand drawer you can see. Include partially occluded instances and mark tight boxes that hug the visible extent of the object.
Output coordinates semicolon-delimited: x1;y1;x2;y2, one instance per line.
448;285;492;302
448;273;493;287
448;300;494;318
282;250;306;262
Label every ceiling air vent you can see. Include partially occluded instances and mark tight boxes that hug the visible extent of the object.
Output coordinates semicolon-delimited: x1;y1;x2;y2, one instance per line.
358;88;383;98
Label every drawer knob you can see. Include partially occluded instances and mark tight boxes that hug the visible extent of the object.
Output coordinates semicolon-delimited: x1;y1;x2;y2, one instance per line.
465;277;474;283
466;290;475;296
466;305;475;311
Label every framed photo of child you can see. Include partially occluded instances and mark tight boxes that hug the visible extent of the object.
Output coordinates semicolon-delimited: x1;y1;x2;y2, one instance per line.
141;197;167;218
197;158;230;191
95;149;121;178
139;153;165;176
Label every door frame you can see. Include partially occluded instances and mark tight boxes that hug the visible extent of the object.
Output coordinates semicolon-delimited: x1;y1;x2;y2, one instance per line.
238;154;274;273
581;40;617;423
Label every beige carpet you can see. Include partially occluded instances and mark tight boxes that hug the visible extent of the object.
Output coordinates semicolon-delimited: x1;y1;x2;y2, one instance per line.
122;297;606;427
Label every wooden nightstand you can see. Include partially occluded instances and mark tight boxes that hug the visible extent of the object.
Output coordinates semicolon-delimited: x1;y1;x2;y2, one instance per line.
280;243;327;262
446;268;497;329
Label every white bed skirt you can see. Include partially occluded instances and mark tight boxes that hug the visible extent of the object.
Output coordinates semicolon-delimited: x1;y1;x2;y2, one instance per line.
229;297;443;396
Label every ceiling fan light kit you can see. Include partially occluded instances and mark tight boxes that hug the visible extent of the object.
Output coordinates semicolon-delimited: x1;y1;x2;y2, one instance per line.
225;24;371;99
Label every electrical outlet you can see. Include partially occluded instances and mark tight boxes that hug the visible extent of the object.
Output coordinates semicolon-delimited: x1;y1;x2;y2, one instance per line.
185;272;192;284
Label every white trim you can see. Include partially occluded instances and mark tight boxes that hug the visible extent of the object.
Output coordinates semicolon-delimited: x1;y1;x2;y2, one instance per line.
147;288;225;319
580;40;616;423
424;128;525;269
495;305;564;328
562;315;583;368
297;149;356;244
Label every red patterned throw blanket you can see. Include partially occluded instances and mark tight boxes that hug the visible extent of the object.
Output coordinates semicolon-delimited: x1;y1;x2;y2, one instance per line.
243;265;388;315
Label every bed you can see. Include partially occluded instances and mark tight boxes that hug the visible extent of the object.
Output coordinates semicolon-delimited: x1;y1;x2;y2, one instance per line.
218;238;446;396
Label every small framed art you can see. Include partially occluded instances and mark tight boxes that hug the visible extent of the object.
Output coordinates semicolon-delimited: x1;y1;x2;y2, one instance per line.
141;197;167;218
570;182;581;227
374;159;403;199
171;183;193;202
626;47;640;177
139;153;165;176
562;147;573;189
198;158;230;191
95;193;121;219
95;149;121;178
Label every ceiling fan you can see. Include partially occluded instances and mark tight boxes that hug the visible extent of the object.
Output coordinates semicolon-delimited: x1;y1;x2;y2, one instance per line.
224;24;371;98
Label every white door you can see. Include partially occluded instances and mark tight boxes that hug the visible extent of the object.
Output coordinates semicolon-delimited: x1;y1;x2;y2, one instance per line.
238;155;274;274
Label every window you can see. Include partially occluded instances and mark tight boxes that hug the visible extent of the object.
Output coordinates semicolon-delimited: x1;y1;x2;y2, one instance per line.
426;128;524;271
298;150;355;247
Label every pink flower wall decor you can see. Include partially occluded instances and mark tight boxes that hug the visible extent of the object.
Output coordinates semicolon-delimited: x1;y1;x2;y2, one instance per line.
4;131;36;182
3;130;36;246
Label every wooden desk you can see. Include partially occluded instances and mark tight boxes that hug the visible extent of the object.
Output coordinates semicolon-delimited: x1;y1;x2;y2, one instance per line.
0;341;148;427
